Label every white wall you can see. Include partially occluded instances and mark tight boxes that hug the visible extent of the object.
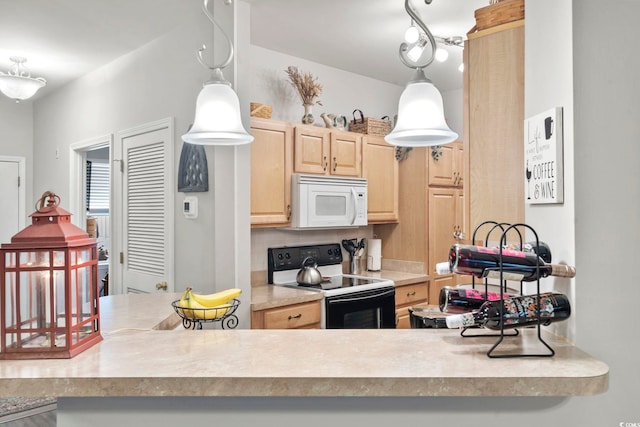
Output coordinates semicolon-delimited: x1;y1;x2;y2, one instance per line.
0;97;34;217
523;0;576;340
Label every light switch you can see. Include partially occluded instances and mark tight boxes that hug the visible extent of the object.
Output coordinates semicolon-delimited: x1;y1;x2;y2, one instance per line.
183;196;198;219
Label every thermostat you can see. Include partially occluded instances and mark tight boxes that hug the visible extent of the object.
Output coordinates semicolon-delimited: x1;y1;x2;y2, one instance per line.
183;196;198;219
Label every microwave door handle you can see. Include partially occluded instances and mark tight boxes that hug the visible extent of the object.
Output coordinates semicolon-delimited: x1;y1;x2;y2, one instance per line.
350;188;357;225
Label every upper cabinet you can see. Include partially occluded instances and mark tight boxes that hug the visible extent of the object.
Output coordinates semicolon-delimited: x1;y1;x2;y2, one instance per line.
363;135;399;223
250;118;293;227
465;21;525;228
250;119;399;228
428;141;464;188
294;125;362;177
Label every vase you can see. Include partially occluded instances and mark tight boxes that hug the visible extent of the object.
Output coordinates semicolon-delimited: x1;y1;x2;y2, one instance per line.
301;104;315;125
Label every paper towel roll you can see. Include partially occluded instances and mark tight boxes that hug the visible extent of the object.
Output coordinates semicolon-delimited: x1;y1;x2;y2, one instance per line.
368;239;382;271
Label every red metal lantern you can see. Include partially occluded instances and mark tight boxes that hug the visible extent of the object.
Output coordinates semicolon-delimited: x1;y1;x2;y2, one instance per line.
0;191;102;359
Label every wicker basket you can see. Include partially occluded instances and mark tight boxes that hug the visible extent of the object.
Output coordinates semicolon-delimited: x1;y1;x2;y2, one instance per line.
470;0;524;33
250;102;273;119
348;109;392;137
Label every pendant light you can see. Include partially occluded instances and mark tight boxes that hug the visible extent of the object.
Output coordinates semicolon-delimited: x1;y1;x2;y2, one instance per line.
385;0;458;147
0;57;47;102
182;0;253;146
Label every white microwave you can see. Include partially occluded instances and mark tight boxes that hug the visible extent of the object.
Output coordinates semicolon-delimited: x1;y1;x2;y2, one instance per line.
290;174;368;229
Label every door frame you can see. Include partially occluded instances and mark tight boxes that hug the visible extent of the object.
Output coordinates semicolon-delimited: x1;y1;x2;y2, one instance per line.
0;155;27;232
69;134;113;229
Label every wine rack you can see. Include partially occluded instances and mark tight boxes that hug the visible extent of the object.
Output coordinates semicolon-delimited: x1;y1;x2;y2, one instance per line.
461;220;556;358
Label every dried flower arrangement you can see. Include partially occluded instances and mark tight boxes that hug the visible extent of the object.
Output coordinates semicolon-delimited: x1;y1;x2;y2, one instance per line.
285;66;323;106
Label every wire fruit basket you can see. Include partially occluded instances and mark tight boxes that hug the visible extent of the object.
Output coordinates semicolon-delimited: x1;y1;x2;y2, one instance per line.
171;299;240;330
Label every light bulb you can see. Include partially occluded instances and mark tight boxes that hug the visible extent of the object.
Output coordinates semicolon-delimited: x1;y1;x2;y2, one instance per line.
404;26;420;44
435;48;449;62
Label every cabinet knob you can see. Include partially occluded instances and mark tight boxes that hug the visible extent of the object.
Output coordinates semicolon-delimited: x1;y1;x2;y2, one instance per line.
333;156;337;172
155;281;168;291
407;291;416;297
286;204;291;220
288;313;303;320
323;156;328;171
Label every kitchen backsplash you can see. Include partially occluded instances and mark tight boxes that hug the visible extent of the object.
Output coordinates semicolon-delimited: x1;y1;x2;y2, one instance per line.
251;226;375;273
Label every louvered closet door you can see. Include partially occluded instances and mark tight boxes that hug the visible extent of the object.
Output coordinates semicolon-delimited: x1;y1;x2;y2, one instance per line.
122;126;174;294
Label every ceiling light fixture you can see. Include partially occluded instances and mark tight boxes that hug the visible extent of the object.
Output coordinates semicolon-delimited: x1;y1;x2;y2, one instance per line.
182;0;253;146
386;0;458;147
0;56;47;102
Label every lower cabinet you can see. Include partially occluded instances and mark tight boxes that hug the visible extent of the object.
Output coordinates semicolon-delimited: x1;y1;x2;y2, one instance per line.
394;282;429;329
251;300;321;329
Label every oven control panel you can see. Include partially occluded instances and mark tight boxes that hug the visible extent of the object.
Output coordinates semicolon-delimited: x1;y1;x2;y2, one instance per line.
268;243;343;282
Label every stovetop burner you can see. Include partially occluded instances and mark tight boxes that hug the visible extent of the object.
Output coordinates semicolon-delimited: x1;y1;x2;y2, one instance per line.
267;243;394;297
297;276;383;290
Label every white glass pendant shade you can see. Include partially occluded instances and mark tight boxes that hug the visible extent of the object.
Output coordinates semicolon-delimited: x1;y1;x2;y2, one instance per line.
0;74;45;100
182;82;254;145
385;72;458;147
0;57;46;101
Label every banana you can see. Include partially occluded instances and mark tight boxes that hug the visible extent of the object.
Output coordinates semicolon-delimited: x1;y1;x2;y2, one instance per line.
189;288;242;308
177;287;195;318
176;287;239;320
188;296;231;320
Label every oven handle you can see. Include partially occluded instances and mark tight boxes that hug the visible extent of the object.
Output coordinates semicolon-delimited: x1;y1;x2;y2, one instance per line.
327;288;395;304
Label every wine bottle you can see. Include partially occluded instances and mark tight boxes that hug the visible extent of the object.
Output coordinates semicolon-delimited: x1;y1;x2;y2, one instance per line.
439;286;516;314
504;241;552;263
436;244;575;282
445;292;571;330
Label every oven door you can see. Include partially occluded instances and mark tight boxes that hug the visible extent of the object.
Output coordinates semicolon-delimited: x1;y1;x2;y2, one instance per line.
325;287;396;329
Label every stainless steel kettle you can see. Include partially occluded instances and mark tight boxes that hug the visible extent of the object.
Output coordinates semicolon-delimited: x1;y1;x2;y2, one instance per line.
296;256;323;286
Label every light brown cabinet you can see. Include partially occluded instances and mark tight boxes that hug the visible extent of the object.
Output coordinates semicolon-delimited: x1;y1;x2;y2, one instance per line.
427;187;467;304
251;300;321;329
294;125;362;177
250;118;293;227
363;135;399;223
394;282;429;329
428;141;464;188
465;21;525;228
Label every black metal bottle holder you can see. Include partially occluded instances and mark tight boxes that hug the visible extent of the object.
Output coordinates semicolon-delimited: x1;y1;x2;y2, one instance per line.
459;221;555;358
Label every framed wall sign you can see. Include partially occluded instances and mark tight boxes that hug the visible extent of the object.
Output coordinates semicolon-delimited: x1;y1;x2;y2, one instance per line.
524;107;564;204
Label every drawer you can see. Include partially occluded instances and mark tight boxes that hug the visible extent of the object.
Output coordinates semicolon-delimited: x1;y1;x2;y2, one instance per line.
395;282;428;307
263;301;321;329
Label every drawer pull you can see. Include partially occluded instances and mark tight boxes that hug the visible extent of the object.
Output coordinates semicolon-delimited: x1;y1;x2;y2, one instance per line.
406;291;416;297
288;314;303;320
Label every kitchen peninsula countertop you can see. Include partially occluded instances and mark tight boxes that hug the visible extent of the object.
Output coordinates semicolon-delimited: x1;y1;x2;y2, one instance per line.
0;292;608;398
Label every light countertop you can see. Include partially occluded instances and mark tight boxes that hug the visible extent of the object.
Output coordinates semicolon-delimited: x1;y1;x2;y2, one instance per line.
0;292;608;398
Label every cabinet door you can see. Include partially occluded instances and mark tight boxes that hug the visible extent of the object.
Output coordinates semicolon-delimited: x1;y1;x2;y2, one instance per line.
293;125;330;174
250;118;293;227
329;130;362;176
467;23;524;226
428;141;463;187
428;187;467;302
363;135;398;223
428;187;457;298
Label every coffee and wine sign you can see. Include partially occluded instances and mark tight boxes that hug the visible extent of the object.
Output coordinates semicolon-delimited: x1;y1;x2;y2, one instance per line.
524;107;564;204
